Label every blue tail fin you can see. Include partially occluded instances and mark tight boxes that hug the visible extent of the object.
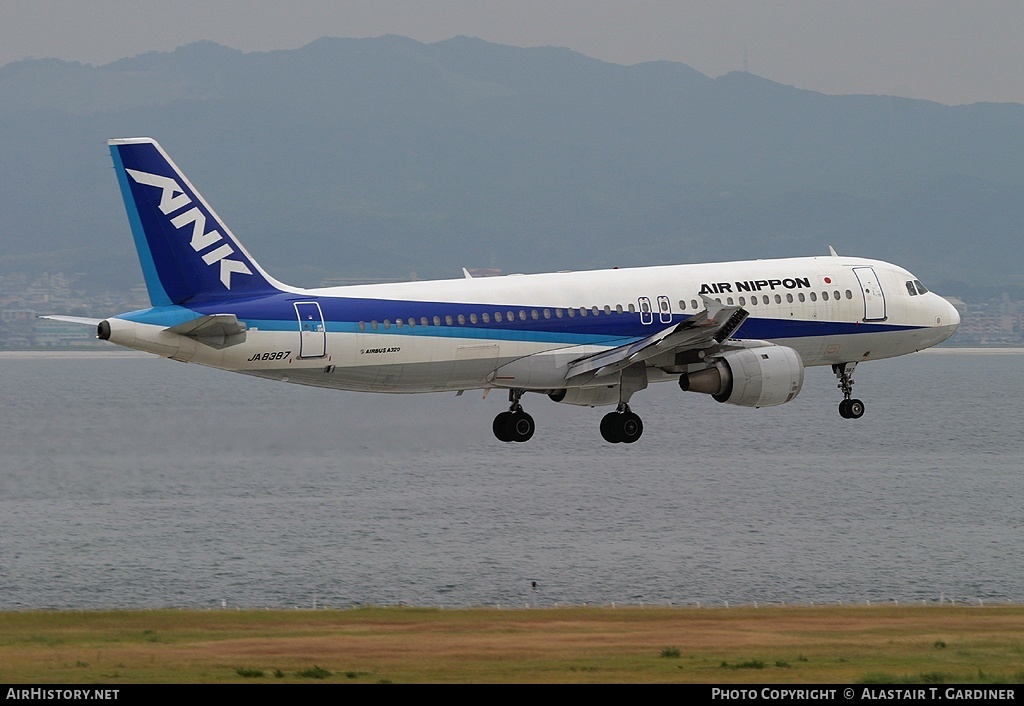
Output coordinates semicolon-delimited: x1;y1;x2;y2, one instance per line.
108;138;285;306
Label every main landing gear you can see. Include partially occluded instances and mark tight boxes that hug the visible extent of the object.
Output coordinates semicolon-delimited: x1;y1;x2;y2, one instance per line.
493;389;535;442
833;362;865;419
600;404;644;444
491;390;646;444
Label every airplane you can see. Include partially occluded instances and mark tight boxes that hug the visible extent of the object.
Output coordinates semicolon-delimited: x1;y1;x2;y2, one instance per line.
45;137;961;444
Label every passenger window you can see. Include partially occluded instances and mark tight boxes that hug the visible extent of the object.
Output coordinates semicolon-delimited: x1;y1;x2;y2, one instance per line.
457;314;465;325
420;317;428;326
445;315;453;326
748;297;756;306
762;295;769;305
543;309;551;319
615;304;623;314
592;306;600;316
519;310;527;321
845;290;853;299
555;309;563;318
383;319;391;329
822;291;829;301
774;294;782;304
433;316;441;326
531;310;539;320
469;313;477;324
567;308;575;318
798;293;806;302
358;321;366;331
786;293;793;303
810;292;817;302
691;300;698;310
580;308;588;317
482;312;490;323
727;297;734;305
678;300;686;310
628;303;636;313
834;290;840;300
494;312;502;323
604;305;612;315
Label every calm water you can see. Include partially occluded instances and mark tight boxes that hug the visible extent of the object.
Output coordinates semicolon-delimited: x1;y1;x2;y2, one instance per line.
0;350;1021;610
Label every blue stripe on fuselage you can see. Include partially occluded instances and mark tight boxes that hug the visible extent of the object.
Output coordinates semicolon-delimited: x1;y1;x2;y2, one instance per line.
119;293;922;346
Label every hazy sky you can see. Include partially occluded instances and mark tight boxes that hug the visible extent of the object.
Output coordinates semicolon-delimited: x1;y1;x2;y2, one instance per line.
3;0;1023;105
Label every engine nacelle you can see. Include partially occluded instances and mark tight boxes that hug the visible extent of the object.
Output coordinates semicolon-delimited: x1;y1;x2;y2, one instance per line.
548;385;620;407
679;346;804;407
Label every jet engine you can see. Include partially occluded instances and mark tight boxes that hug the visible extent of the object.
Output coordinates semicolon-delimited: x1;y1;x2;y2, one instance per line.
547;385;620;407
679;346;804;407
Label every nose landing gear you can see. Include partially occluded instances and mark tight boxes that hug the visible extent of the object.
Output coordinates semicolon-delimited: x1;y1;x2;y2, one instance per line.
833;362;865;419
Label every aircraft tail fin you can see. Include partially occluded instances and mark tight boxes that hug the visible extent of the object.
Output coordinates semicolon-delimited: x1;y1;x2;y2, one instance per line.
108;138;286;307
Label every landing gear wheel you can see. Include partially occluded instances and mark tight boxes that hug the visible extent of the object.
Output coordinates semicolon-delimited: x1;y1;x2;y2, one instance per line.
838;397;865;419
493;411;514;442
507;410;535;442
619;412;643;444
600;412;622;443
494;389;535;443
600;410;644;444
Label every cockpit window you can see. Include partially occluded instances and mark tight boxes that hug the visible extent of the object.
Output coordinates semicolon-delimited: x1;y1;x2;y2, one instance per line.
914;280;929;294
906;281;918;296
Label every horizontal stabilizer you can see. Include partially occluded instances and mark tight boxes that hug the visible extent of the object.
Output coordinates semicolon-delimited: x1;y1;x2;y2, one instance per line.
566;298;748;379
167;313;247;349
38;315;103;327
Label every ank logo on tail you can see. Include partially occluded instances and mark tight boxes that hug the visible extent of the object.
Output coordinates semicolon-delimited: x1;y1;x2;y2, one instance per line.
126;168;253;290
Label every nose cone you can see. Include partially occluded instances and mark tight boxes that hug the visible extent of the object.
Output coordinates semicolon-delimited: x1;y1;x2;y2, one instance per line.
934;296;961;345
947;299;961;330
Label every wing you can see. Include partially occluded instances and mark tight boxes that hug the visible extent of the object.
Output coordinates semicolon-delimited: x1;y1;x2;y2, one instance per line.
565;295;748;380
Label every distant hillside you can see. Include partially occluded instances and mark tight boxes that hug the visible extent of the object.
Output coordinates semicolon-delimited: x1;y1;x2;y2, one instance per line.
1;36;1021;291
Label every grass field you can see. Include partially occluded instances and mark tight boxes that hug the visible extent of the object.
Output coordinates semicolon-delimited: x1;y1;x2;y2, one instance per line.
1;605;1023;683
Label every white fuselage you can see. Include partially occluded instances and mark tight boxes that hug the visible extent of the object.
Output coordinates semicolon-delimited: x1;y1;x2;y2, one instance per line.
107;255;960;396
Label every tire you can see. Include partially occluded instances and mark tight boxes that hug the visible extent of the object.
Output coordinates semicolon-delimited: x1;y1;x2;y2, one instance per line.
492;411;513;442
847;399;865;419
508;411;535;442
619;412;643;444
600;412;622;443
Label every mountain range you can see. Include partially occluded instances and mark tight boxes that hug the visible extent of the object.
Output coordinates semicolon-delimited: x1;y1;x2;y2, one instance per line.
1;35;1022;294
